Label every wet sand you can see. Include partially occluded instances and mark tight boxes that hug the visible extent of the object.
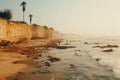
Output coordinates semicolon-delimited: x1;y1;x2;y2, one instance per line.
0;52;28;80
0;39;60;80
4;39;119;80
0;39;118;80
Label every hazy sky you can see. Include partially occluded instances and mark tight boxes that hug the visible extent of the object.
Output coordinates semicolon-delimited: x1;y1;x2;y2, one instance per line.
1;0;120;36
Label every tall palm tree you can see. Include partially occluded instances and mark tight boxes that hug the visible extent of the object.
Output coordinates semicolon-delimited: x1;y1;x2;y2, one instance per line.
29;14;33;25
20;1;27;22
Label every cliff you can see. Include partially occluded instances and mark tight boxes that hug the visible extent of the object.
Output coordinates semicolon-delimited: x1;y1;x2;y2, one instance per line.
31;25;54;39
8;21;32;42
0;18;59;44
0;18;31;42
0;18;8;41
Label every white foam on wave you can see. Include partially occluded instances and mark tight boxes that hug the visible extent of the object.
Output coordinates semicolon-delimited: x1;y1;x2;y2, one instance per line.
77;36;120;79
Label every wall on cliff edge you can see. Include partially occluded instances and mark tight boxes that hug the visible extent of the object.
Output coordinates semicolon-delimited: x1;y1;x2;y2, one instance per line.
31;25;54;39
0;18;32;42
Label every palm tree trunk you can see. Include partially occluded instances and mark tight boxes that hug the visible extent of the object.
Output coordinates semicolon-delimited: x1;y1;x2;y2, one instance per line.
30;18;32;25
23;11;24;22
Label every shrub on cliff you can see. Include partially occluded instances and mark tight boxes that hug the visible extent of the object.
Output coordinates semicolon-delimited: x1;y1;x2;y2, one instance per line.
0;9;12;20
49;27;54;30
32;24;39;27
43;26;48;29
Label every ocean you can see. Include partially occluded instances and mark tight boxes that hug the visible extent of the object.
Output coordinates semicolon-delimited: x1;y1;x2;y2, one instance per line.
61;35;120;79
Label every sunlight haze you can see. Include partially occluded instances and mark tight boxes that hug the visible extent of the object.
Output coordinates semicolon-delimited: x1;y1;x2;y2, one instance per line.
1;0;120;36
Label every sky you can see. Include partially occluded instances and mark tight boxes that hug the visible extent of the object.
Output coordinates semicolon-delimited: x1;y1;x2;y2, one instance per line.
1;0;120;36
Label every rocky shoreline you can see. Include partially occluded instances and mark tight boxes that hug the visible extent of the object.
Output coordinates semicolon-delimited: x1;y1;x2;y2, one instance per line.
1;38;119;80
0;39;63;80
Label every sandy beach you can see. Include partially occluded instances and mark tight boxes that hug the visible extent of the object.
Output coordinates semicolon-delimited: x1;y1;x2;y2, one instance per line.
0;52;28;80
0;37;119;80
0;39;60;80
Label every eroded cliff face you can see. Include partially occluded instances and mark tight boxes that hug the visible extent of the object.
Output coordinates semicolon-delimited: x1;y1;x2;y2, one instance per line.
0;18;59;43
0;18;32;42
47;28;54;39
31;25;54;39
0;18;8;41
7;21;32;42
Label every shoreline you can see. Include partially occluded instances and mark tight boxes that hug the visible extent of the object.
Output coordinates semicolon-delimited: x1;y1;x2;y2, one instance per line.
0;38;119;80
0;39;61;80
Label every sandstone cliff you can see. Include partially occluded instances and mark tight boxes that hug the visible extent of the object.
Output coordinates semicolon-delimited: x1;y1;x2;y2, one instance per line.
0;18;8;41
0;18;58;43
0;18;31;42
31;25;54;39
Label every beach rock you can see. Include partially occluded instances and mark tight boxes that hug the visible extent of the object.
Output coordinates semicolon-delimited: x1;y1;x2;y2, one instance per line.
32;71;37;75
95;58;101;62
84;42;88;44
93;44;119;48
54;46;75;49
12;61;20;64
106;45;119;48
94;42;99;44
74;53;81;56
74;49;81;52
70;64;76;68
64;43;70;45
74;53;79;56
32;54;39;59
17;71;25;76
48;56;61;62
102;49;113;52
44;62;51;66
38;54;41;57
0;40;11;46
36;63;44;68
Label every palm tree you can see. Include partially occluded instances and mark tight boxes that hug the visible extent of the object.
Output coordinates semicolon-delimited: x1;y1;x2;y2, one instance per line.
20;1;27;22
29;14;33;25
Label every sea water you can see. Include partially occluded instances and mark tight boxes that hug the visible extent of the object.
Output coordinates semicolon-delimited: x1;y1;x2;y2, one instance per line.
11;35;120;80
64;35;120;79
